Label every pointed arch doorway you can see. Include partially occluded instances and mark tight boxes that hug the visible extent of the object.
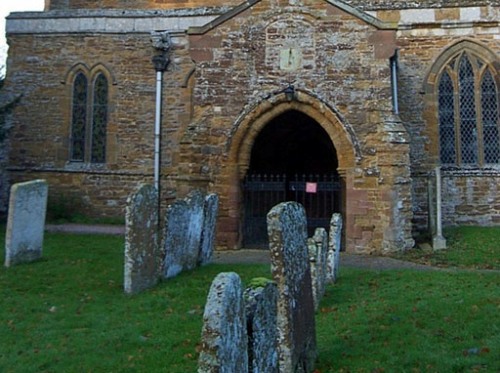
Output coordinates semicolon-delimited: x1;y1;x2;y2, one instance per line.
243;109;342;247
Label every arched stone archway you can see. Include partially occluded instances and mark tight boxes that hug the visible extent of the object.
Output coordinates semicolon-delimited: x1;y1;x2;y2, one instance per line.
218;90;358;249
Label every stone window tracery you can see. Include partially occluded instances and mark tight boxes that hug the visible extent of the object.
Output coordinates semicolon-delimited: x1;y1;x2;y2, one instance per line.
70;69;109;164
437;51;499;166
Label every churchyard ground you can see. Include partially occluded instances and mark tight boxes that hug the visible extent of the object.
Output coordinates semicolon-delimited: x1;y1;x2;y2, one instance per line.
0;226;498;372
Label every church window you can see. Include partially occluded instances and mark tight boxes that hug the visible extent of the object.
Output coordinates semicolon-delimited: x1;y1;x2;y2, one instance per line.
437;52;499;166
70;70;109;163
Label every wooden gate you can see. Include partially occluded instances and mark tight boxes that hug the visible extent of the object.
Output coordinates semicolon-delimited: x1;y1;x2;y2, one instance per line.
243;173;342;247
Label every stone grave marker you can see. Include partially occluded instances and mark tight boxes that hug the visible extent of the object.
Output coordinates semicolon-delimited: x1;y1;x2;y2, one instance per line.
124;184;160;294
4;179;48;267
267;201;317;373
162;189;204;278
244;278;279;373
327;213;343;283
308;228;328;311
198;272;248;373
198;193;219;266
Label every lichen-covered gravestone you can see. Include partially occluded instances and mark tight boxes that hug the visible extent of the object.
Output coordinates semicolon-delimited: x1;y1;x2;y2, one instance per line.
327;213;343;283
124;184;160;294
198;193;219;266
162;190;205;278
244;278;279;373
308;228;328;311
4;179;48;267
267;202;317;373
198;272;248;373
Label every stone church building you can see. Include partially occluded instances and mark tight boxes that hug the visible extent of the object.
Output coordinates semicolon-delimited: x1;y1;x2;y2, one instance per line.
2;0;499;253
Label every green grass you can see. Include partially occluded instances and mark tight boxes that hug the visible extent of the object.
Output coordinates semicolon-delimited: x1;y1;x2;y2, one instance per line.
1;229;499;372
395;226;500;270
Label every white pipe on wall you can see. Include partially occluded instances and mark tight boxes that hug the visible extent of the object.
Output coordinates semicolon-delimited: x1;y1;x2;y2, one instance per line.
154;69;163;192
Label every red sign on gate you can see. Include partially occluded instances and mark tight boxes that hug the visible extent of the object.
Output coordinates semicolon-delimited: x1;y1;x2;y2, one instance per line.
306;182;317;193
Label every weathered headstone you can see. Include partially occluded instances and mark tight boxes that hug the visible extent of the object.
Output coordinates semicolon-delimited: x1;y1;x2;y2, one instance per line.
308;228;328;311
4;179;48;267
267;201;317;373
327;213;343;283
244;278;279;373
124;184;160;294
198;272;248;373
162;189;204;278
198;193;219;266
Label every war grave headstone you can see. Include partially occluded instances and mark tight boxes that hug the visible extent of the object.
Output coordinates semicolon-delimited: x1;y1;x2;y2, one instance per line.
198;193;219;266
308;228;328;311
327;213;343;283
267;201;317;373
244;278;279;373
124;184;160;294
198;272;248;373
162;190;205;278
4;179;48;267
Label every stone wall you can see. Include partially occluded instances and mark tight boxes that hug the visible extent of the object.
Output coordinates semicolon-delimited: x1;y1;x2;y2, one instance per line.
4;1;499;252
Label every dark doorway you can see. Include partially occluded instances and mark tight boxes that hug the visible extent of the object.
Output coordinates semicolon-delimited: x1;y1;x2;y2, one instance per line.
243;110;341;247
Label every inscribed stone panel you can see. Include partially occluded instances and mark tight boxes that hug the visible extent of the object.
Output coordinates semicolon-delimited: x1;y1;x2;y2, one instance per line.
162;190;204;278
244;279;279;373
124;184;159;294
327;213;343;283
267;202;317;373
5;180;48;267
198;193;219;266
308;228;328;311
198;272;248;373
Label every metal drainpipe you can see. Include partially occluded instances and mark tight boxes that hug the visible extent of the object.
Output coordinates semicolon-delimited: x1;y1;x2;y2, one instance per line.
390;50;399;115
152;54;170;194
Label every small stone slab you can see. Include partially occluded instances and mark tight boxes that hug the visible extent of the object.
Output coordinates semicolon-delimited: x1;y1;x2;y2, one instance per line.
162;190;205;278
308;228;328;311
198;272;248;373
5;179;48;267
327;213;343;283
244;278;279;373
124;184;160;294
267;202;317;373
199;193;219;266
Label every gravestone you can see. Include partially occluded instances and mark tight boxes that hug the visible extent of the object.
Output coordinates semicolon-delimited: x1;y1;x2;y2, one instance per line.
308;228;328;311
198;193;219;266
267;201;317;373
198;272;248;373
327;213;343;283
162;190;205;278
4;179;48;267
124;184;160;294
244;278;279;373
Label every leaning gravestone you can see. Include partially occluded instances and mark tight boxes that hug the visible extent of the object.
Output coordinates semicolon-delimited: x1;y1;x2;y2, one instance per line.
162;190;205;278
4;179;48;267
124;184;160;294
308;228;328;311
267;202;317;373
198;272;248;373
198;193;219;266
327;213;343;283
244;278;279;373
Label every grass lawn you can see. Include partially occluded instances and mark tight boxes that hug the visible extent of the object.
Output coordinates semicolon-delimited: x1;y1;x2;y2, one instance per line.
0;228;499;372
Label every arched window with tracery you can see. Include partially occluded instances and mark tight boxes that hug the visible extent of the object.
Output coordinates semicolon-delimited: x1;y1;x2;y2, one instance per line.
91;73;108;163
437;51;499;166
69;67;110;164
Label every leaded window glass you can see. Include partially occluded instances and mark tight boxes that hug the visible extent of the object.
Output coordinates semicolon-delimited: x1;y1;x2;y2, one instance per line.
438;72;456;164
458;56;478;164
69;69;109;164
481;70;500;164
71;73;88;161
437;51;499;166
91;74;108;163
